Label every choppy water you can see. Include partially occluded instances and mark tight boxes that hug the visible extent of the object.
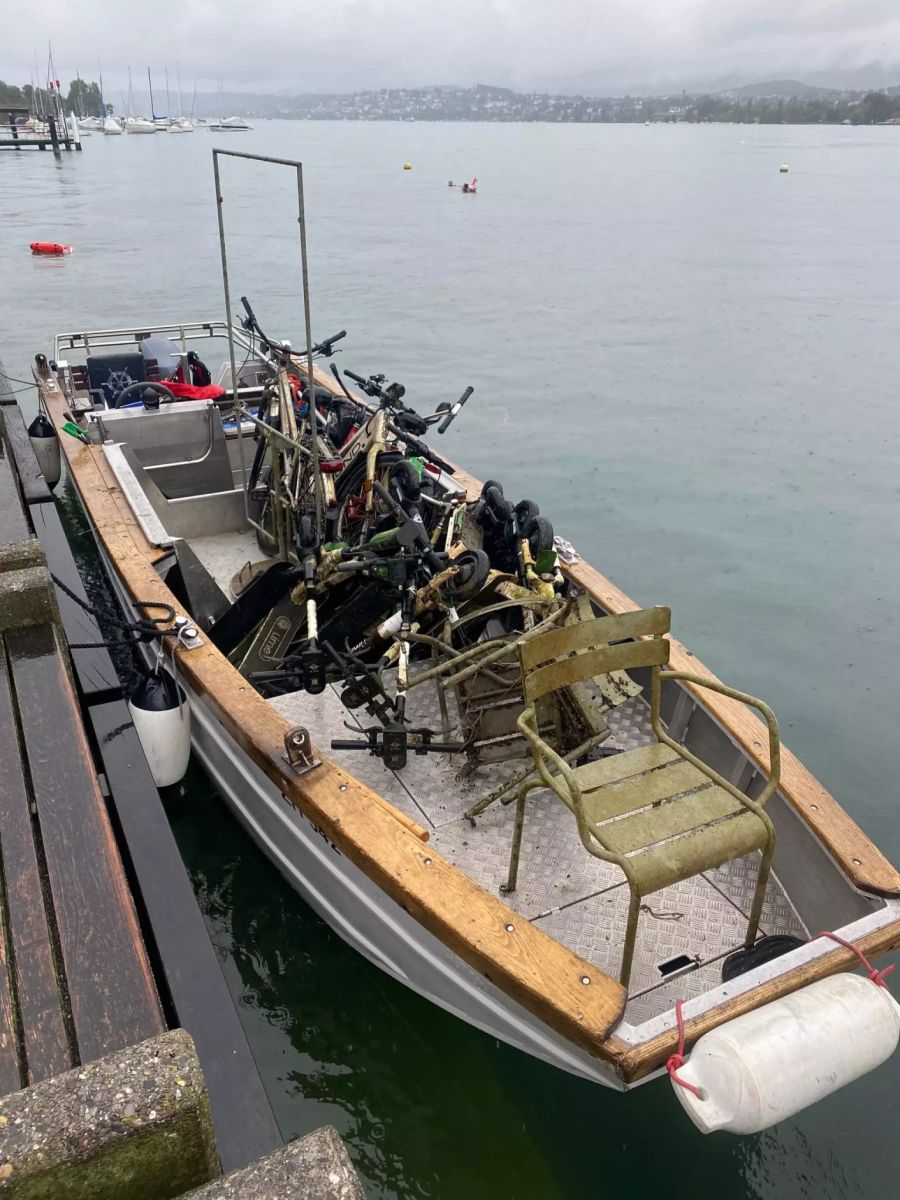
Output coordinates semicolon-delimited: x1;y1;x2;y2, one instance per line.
2;121;899;1198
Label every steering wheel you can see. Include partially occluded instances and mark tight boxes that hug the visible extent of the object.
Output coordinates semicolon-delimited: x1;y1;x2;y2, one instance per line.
115;381;176;409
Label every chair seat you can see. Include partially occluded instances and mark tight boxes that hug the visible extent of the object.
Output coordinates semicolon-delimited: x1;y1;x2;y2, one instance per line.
564;744;769;895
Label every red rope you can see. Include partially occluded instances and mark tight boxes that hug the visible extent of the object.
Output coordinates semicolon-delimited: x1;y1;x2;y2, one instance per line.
817;931;895;989
666;999;703;1099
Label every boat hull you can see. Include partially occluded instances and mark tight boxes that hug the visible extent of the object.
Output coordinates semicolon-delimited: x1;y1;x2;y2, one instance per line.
101;556;624;1089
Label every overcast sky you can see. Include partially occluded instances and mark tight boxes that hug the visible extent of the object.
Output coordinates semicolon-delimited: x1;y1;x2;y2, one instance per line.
2;0;899;94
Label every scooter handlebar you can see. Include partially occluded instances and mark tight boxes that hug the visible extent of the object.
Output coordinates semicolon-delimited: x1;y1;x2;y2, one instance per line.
437;386;473;434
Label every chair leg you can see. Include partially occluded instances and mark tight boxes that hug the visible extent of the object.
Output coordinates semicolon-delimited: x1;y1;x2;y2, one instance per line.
620;886;642;991
745;834;776;948
500;780;540;894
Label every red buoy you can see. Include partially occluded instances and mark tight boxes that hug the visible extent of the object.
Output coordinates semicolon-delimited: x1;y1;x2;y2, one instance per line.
30;242;73;256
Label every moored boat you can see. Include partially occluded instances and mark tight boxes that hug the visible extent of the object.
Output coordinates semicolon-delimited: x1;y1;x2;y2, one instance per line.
31;161;900;1131
207;116;252;131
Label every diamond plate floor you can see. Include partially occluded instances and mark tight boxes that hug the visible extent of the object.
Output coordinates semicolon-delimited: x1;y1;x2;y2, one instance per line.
267;667;807;1023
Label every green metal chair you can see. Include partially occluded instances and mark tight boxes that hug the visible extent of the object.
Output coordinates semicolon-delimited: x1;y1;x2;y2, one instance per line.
502;606;779;989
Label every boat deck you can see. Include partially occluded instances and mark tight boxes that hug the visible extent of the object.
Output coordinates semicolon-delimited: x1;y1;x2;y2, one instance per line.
271;685;808;1026
189;528;808;1026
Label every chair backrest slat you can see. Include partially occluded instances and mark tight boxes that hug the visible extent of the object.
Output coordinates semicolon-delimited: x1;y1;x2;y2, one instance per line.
520;607;671;702
520;607;670;671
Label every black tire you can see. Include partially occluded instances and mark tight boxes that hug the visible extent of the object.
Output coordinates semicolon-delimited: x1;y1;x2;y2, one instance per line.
297;514;316;552
525;515;555;558
389;458;421;505
514;498;540;526
443;548;491;602
254;494;279;556
333;457;389;547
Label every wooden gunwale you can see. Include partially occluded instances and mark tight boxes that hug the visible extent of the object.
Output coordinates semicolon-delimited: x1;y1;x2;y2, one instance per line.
40;360;900;1084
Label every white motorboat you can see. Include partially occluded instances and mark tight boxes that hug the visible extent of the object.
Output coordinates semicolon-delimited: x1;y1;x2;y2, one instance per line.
102;117;124;136
207;116;252;131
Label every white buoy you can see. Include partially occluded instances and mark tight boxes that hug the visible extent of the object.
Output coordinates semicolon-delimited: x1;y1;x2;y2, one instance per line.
779;163;789;173
671;973;900;1134
27;412;61;488
128;670;191;788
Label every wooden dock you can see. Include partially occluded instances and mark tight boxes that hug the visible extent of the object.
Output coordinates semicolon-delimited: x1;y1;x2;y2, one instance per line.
0;108;81;152
0;364;281;1172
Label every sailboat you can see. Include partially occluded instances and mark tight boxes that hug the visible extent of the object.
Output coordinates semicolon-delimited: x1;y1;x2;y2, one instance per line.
168;65;194;132
124;67;156;133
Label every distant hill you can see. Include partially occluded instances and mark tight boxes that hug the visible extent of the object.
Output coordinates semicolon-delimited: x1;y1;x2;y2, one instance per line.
717;79;842;100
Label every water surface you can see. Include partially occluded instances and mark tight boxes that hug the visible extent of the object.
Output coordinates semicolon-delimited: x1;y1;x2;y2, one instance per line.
1;121;898;1198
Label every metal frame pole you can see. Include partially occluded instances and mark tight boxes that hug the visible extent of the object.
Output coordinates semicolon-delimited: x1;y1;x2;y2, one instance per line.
212;148;250;520
212;147;323;539
296;162;323;539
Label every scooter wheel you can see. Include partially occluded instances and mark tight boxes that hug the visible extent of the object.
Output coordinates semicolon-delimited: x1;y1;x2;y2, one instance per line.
525;515;555;557
514;499;540;525
443;548;491;602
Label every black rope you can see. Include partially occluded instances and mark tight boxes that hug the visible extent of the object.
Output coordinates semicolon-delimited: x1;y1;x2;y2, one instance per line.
50;572;180;647
0;368;38;389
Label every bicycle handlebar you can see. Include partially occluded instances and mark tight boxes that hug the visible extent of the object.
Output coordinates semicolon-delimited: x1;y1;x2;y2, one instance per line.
437;386;474;435
384;421;454;473
312;330;346;356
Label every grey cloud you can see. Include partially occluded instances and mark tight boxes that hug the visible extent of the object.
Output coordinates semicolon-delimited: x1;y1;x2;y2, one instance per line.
1;0;898;94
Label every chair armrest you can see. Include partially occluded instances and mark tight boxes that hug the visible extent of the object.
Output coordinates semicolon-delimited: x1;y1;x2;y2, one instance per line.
659;670;781;806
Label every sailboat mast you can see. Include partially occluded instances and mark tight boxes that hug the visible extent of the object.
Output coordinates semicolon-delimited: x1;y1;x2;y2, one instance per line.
176;62;183;119
97;62;105;117
147;67;156;120
165;66;171;121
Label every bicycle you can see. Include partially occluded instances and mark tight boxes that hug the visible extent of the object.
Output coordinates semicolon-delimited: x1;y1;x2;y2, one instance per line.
327;364;472;547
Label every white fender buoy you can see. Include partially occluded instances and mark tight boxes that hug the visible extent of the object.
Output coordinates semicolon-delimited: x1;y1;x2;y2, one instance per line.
27;412;61;488
128;670;191;788
672;973;900;1134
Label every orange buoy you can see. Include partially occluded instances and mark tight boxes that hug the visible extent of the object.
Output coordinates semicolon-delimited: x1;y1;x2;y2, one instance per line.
30;242;73;256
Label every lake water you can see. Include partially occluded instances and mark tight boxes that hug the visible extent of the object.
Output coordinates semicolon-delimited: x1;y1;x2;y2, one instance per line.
2;120;899;1198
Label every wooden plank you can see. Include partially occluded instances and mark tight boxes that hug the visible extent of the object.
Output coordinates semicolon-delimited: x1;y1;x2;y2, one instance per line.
6;622;164;1064
42;402;629;1055
27;501;121;704
0;449;30;544
89;699;282;1172
0;893;22;1096
0;401;53;504
0;641;72;1084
